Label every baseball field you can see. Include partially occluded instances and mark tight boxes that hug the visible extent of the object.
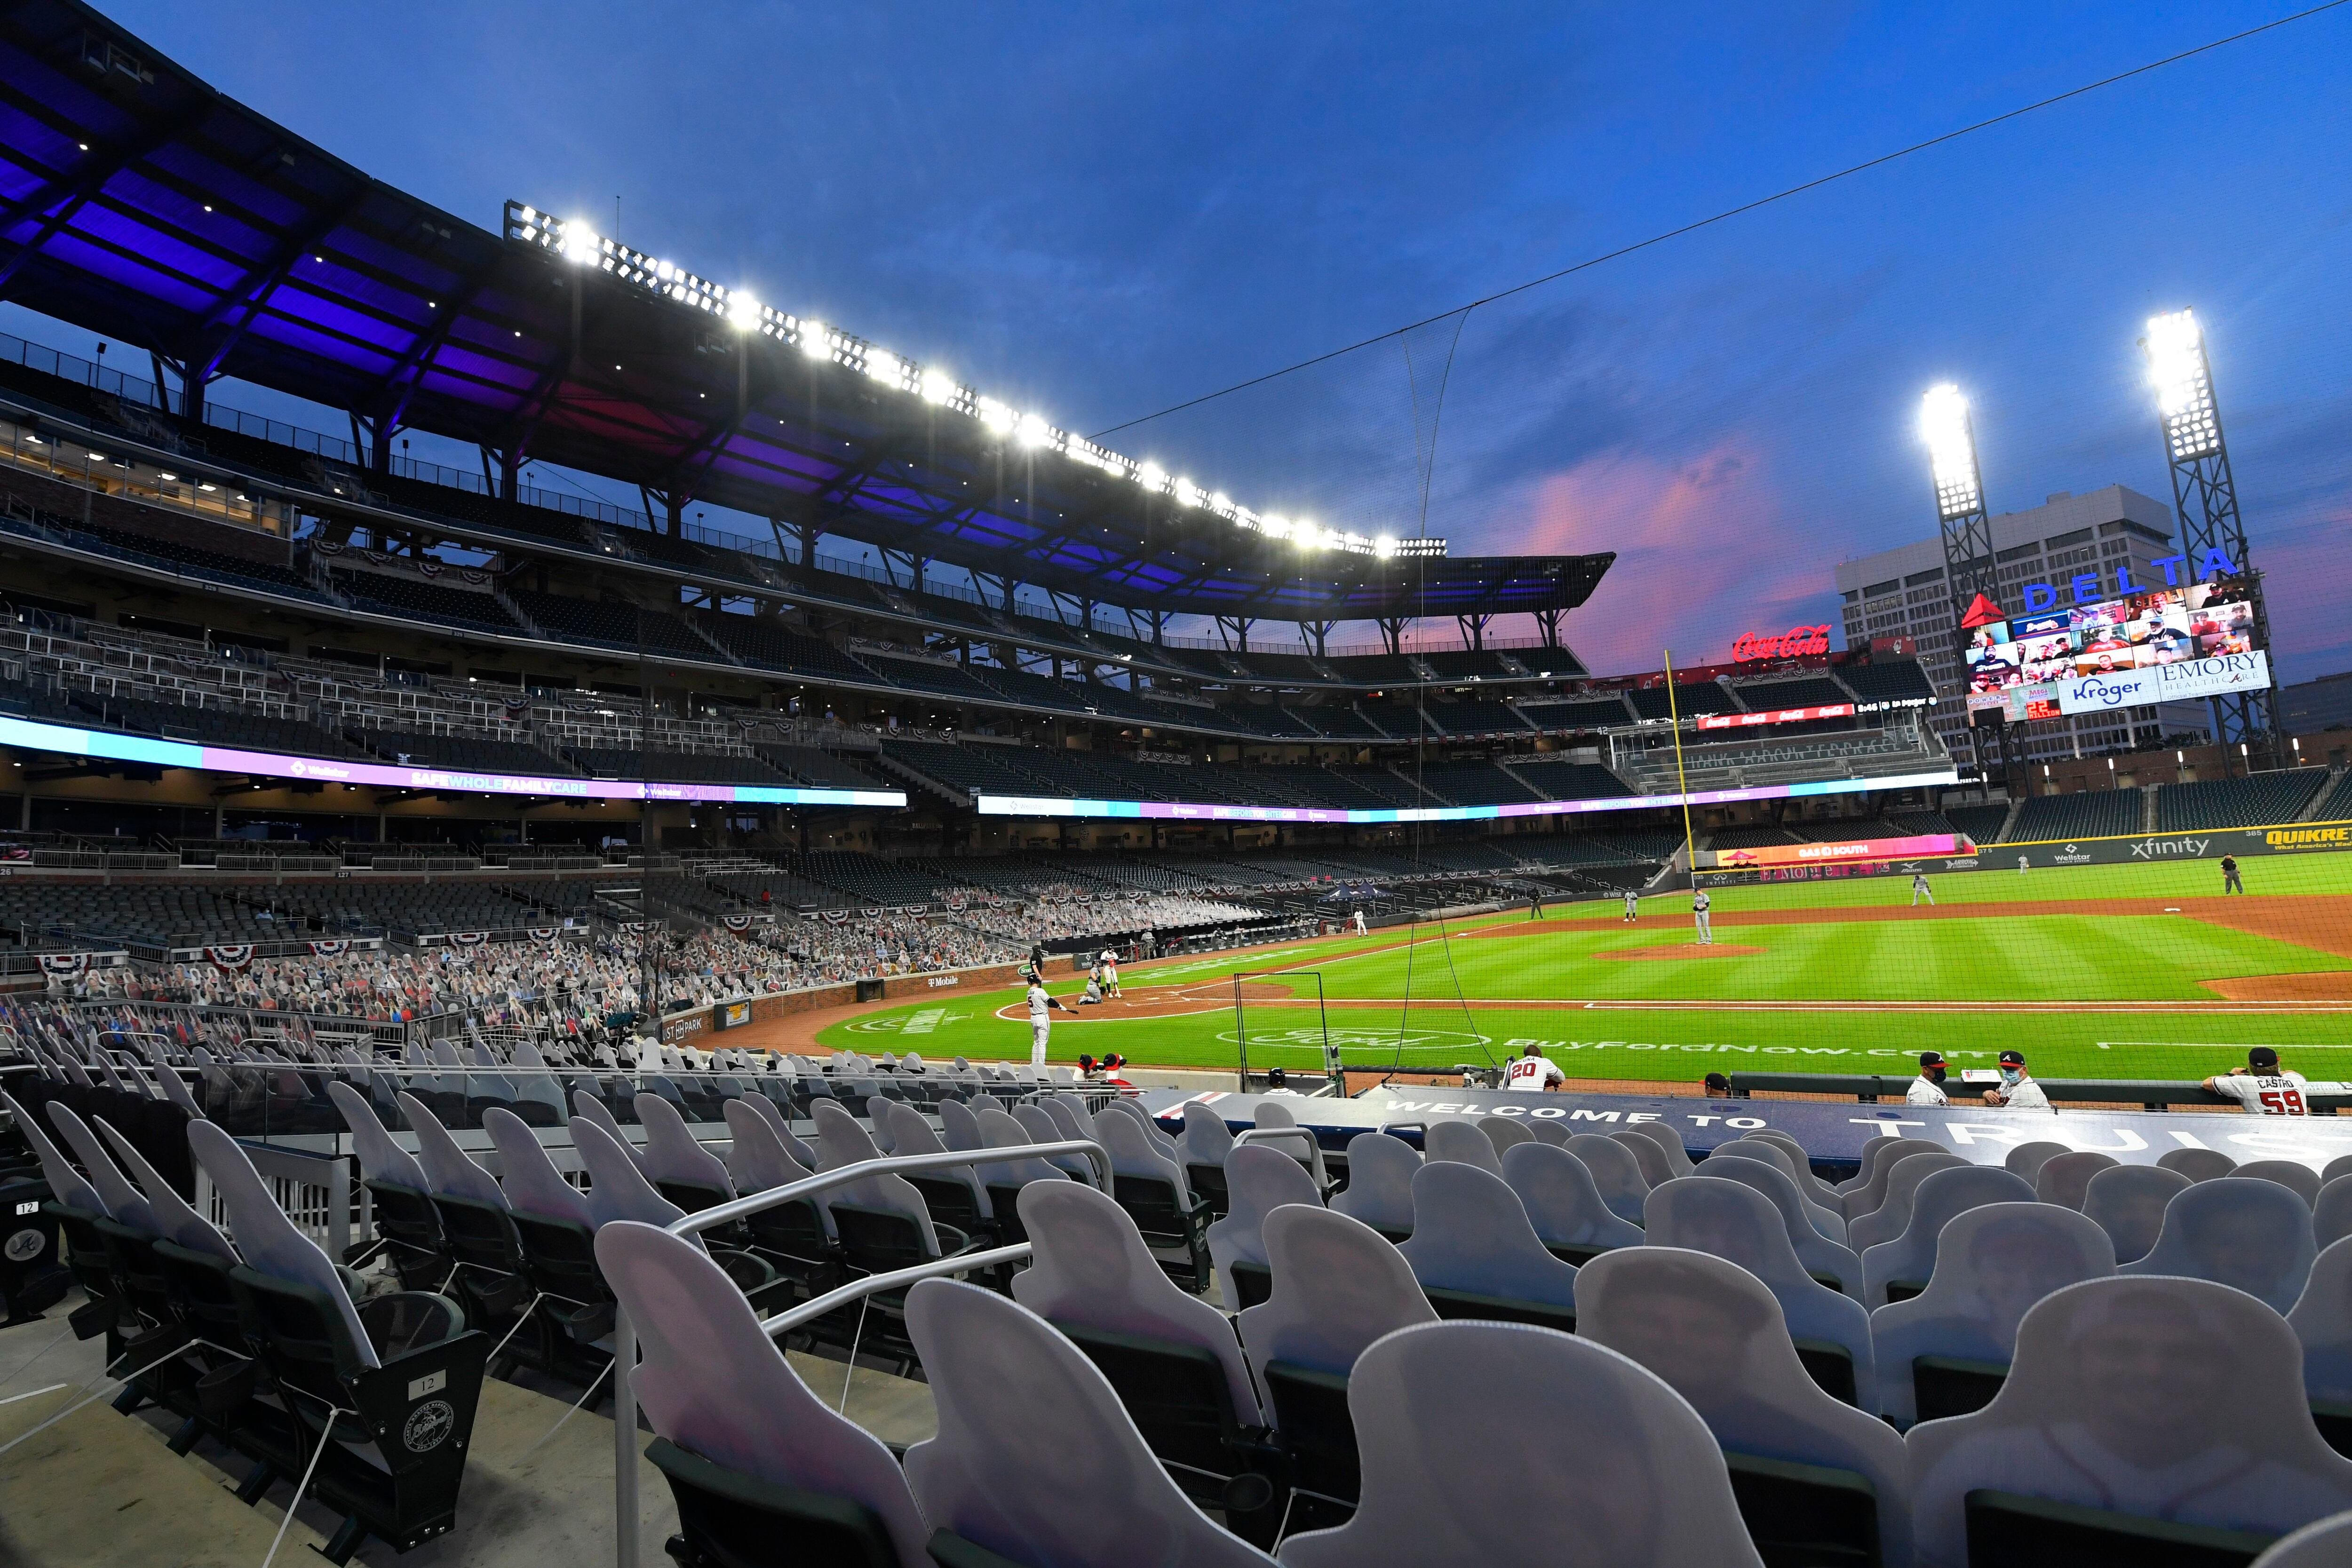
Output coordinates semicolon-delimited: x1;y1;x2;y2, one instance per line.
810;853;2352;1084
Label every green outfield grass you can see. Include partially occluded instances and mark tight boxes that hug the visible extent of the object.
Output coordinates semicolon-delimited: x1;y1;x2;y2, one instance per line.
814;855;2352;1083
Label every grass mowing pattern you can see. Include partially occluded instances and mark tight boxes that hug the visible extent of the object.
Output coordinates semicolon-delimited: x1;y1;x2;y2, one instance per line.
818;855;2352;1084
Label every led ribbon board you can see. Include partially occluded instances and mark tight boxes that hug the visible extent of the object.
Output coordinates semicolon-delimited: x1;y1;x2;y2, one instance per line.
974;768;1960;823
0;716;905;808
1697;833;1971;871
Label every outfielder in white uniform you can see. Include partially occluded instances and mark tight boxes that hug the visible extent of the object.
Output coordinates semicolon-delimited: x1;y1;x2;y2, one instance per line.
1692;889;1712;945
1910;873;1934;907
1026;981;1059;1069
1351;908;1367;936
1622;890;1639;923
2203;1047;2311;1115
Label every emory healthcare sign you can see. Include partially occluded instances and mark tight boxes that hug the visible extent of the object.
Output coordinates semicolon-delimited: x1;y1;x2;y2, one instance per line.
2051;650;2272;717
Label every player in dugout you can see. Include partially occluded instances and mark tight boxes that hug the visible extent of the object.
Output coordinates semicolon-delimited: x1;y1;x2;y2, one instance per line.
1982;1049;2050;1110
2202;1046;2310;1115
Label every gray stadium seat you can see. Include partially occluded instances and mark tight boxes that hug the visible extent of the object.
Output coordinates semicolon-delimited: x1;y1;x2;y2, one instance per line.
1578;1247;1914;1568
569;1089;653;1174
1502;1140;1645;1265
1329;1131;1419;1242
2002;1139;2071;1184
1399;1160;1579;1332
1861;1166;2038;1308
1207;1145;1322;1310
191;1119;487;1561
1847;1152;1970;1254
2290;1236;2352;1447
2119;1176;2316;1312
1867;1202;2115;1427
1277;1318;1767;1568
1907;1277;2352;1566
2237;1162;2326;1206
2254;1510;2352;1567
634;1091;737;1215
1610;1128;1675;1186
591;1220;931;1567
1619;1119;1696;1179
2035;1149;2119;1209
1645;1176;1876;1411
874;1100;994;1238
1837;1138;1945;1216
1181;1102;1238;1218
2082;1164;2192;1265
1476;1114;1534;1153
2318;1176;2352;1252
1097;1107;1213;1291
1014;1102;1097;1183
903;1278;1279;1566
2157;1146;2239;1183
1712;1138;1846;1242
1424;1120;1503;1176
1697;1155;1866;1300
1236;1206;1435;1527
327;1081;447;1290
1567;1133;1651;1226
1747;1128;1850;1216
1010;1181;1276;1537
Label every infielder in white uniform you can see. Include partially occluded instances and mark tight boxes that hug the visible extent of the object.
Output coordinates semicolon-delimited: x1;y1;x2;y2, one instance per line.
1026;979;1063;1069
1910;873;1934;907
1622;889;1639;923
2202;1046;2311;1115
1691;888;1712;945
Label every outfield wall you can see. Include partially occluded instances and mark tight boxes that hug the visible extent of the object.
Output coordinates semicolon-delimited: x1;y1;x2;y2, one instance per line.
1697;818;2352;885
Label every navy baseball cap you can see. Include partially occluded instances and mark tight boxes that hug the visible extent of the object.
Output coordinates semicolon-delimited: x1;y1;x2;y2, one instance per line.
2249;1046;2280;1069
1919;1051;1946;1068
1998;1050;2026;1067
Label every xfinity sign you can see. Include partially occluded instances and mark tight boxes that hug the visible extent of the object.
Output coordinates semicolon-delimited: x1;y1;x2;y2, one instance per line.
2053;651;2270;717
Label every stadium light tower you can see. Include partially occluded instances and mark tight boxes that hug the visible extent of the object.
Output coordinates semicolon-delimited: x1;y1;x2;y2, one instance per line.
2144;309;2277;762
1920;384;2007;781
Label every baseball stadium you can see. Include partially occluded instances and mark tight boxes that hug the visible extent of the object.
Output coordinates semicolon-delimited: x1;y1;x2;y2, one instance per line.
6;6;2352;1568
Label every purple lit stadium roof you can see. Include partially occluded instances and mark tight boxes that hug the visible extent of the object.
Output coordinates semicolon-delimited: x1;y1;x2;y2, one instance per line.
0;1;1612;624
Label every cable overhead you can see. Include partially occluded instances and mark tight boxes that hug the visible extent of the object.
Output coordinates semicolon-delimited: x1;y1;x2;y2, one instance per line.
1091;1;2349;441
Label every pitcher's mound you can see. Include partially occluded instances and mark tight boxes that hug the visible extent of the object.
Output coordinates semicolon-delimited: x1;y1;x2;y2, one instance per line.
2199;971;2352;1002
1600;944;1766;961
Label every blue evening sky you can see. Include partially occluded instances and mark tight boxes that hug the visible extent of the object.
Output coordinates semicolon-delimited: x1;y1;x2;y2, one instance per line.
16;3;2351;680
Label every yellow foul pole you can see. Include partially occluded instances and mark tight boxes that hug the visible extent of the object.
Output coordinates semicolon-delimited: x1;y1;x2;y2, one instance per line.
1662;649;1700;890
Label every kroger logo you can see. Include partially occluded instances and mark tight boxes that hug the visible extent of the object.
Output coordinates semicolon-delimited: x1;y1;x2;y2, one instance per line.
2065;672;2151;710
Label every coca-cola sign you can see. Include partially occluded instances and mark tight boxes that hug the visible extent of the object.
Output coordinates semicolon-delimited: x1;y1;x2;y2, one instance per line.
1731;624;1832;661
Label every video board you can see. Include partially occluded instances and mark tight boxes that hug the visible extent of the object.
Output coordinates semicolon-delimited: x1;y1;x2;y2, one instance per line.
1962;578;2267;720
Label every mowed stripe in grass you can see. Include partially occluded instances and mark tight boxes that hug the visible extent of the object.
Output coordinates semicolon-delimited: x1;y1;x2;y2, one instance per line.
1311;917;2344;1002
1555;851;2352;918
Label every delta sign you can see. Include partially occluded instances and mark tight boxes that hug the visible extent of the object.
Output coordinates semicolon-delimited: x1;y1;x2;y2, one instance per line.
1959;548;2244;631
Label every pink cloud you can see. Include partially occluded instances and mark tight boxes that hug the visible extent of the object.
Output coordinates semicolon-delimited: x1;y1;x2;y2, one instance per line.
1491;438;1832;675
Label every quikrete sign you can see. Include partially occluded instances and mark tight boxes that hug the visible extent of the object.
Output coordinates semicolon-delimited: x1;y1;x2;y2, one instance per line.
1732;625;1832;661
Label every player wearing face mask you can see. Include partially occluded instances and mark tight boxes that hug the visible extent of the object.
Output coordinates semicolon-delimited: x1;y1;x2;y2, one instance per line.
1906;1050;1951;1106
1983;1049;2050;1110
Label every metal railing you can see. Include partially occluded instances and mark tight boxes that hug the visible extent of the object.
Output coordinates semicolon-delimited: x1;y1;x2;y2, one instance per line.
610;1137;1110;1568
